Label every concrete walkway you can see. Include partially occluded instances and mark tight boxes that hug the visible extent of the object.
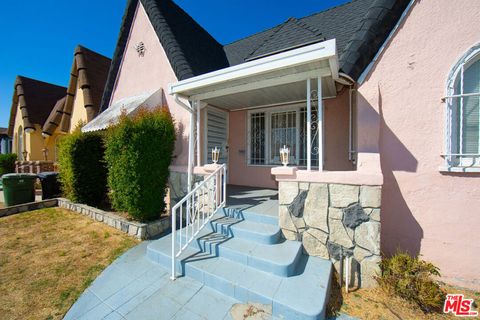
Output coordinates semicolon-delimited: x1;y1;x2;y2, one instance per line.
64;186;355;320
65;241;355;320
64;241;240;320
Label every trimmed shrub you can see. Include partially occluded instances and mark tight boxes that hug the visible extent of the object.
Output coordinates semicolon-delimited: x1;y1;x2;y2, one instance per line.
376;251;446;313
104;107;175;221
0;153;17;176
58;128;107;206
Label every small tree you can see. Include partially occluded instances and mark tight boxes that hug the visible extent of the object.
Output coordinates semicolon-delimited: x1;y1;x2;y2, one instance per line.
104;107;175;221
0;154;17;176
58;128;107;206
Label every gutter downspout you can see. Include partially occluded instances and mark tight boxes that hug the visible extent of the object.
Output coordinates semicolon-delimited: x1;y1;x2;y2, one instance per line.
174;94;194;193
348;86;356;163
338;73;356;164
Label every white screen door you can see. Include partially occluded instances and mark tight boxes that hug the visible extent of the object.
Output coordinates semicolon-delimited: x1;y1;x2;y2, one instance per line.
204;107;229;165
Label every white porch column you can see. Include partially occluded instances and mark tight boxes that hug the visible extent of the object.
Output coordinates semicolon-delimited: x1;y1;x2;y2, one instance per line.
307;78;312;171
318;77;324;171
188;102;195;193
196;100;201;166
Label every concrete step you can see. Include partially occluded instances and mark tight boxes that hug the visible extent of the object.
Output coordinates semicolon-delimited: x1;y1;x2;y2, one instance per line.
147;234;332;320
209;214;282;244
221;207;279;226
172;225;302;277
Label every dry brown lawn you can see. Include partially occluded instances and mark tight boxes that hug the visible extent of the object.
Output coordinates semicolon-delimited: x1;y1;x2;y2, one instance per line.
329;280;480;319
0;208;139;320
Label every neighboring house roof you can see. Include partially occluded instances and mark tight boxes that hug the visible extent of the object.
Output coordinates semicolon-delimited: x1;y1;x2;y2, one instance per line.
8;76;66;136
42;96;66;136
0;127;9;137
101;0;410;111
42;45;111;135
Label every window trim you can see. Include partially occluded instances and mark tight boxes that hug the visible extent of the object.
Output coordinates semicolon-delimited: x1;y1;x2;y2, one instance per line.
442;43;480;171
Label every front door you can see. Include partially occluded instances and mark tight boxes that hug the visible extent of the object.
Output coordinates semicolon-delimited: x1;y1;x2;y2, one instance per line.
204;107;229;166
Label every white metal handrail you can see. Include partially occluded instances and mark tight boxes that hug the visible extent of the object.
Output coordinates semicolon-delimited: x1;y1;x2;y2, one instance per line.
170;164;227;280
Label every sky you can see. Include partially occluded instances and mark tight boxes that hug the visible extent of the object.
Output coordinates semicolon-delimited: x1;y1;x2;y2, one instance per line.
0;0;349;128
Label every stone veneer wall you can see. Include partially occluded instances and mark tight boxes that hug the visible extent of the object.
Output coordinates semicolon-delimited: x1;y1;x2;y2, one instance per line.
279;181;381;287
58;198;170;240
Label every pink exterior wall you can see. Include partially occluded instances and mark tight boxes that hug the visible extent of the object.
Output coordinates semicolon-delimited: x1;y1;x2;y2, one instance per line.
357;0;480;289
109;2;190;168
228;89;354;189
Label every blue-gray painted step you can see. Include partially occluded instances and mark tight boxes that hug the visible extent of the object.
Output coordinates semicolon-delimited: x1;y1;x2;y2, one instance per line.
220;207;279;226
147;234;332;320
172;226;302;277
209;215;282;244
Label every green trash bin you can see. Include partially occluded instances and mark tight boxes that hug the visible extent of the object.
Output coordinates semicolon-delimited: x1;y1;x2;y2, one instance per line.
2;173;37;206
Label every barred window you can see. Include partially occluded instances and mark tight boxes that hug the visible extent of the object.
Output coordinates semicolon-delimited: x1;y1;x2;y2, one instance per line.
445;45;480;169
248;105;320;166
249;112;265;164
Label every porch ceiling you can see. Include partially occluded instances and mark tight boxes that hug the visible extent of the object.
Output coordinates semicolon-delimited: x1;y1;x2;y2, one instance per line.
169;39;338;109
204;76;330;110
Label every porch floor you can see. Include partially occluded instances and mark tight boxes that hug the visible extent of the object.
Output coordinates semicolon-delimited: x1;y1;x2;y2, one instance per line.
226;185;278;217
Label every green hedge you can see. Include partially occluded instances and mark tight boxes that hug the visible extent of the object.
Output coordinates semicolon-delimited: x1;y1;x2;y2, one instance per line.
58;129;107;207
104;107;175;221
0;153;17;176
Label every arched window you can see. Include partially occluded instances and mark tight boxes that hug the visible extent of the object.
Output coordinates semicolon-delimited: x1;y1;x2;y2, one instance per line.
444;44;480;170
17;126;24;161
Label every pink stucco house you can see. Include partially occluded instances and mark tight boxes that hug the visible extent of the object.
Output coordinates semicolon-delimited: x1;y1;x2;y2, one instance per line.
84;0;480;299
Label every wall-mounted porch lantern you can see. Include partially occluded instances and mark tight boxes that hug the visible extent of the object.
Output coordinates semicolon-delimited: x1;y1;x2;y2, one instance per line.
280;145;290;166
212;147;220;164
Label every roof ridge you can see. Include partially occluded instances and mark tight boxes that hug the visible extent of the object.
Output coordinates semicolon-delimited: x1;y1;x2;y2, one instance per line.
16;75;66;90
245;17;324;60
225;0;358;47
244;19;296;60
299;0;360;21
293;17;323;37
75;44;112;61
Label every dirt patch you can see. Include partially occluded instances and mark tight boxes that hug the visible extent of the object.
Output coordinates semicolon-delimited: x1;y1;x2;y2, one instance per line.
229;303;272;320
0;208;139;320
328;276;479;319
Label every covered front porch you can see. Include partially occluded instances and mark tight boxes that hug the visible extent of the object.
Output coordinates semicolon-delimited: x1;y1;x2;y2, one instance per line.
170;39;359;191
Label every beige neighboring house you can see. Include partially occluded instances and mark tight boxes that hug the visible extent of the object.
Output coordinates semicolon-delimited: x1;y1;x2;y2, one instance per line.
41;45;111;162
8;76;66;171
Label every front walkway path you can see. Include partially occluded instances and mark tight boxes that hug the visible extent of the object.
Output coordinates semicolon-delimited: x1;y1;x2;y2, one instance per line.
64;241;239;320
65;240;355;320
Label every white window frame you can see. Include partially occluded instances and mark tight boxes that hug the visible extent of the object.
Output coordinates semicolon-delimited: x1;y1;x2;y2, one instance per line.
246;103;317;168
443;43;480;172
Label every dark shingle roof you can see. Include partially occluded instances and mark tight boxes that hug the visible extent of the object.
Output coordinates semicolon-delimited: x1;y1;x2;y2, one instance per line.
42;96;66;135
0;127;9;137
224;0;410;79
100;0;229;112
245;18;325;61
101;0;409;112
42;45;111;135
8;76;66;136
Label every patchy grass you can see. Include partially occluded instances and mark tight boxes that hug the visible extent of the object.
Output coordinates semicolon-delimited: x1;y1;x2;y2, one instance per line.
328;276;479;319
0;208;139;320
